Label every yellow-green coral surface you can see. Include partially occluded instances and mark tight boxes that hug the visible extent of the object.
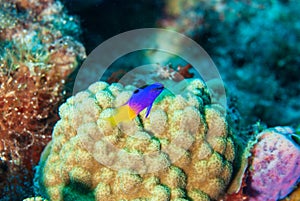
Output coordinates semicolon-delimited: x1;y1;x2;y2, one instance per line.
36;79;235;201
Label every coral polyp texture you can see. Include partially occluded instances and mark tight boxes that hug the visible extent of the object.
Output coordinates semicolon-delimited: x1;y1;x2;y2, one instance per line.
246;127;300;201
0;0;85;199
35;79;235;201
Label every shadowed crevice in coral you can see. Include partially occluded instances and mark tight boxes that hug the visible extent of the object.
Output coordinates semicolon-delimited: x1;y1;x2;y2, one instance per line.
62;180;95;201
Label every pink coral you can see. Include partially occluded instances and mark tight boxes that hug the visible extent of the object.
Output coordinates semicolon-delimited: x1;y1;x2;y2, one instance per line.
245;127;300;201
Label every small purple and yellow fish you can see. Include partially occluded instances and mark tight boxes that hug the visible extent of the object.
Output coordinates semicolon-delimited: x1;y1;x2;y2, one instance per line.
107;83;164;126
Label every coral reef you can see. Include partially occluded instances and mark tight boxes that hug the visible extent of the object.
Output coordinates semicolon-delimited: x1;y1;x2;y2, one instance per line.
1;0;298;200
227;127;300;201
159;0;300;127
0;0;85;199
35;79;235;200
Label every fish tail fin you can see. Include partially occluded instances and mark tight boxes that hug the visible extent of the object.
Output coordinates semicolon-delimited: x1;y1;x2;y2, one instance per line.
105;106;127;126
105;105;137;126
106;116;117;126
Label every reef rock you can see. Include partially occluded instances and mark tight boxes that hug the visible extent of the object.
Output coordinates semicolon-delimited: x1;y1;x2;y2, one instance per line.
0;0;85;199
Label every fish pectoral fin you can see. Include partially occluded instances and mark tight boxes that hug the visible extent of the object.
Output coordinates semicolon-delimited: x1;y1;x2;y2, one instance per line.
145;104;153;118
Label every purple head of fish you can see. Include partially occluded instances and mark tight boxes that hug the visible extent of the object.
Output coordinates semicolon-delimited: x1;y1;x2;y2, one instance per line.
128;83;164;114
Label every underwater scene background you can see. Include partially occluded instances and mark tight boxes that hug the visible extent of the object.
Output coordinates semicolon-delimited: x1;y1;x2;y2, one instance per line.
0;0;299;200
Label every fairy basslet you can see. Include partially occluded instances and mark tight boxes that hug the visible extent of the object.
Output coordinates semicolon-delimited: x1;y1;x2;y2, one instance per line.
108;83;164;126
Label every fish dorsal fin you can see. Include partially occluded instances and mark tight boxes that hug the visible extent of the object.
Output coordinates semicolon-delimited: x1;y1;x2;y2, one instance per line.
133;84;149;94
139;84;149;89
145;104;153;118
